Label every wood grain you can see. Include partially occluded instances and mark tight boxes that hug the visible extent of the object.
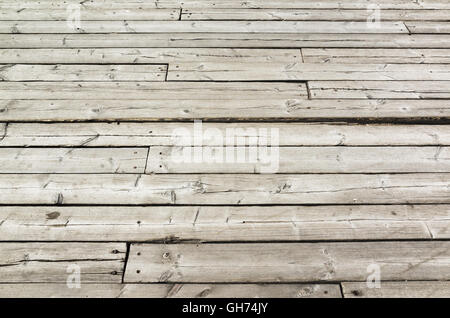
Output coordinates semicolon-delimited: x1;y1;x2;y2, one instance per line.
342;282;450;298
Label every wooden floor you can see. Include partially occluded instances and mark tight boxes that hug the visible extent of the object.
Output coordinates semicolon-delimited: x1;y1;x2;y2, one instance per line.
1;0;450;298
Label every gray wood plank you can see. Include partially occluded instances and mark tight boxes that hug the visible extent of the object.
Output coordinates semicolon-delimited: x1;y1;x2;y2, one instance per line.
0;243;126;283
1;205;446;242
342;281;450;298
309;81;450;99
3;123;450;147
0;173;448;205
124;242;450;282
0;148;147;173
0;283;341;298
0;64;167;81
406;22;450;34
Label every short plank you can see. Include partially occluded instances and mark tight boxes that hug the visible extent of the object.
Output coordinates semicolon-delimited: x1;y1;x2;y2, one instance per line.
1;205;446;241
406;22;450;33
0;82;305;100
3;123;450;147
3;0;450;10
168;62;450;81
125;242;450;282
0;173;448;205
0;243;125;283
0;21;408;34
310;81;450;99
302;48;450;64
0;48;301;63
0;283;341;298
0;148;147;173
148;146;450;174
342;282;450;298
182;9;450;21
0;8;179;20
2;34;450;48
1;99;448;121
0;64;167;81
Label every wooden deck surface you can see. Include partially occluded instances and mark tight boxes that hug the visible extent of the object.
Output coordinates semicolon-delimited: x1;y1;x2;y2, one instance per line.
0;0;449;298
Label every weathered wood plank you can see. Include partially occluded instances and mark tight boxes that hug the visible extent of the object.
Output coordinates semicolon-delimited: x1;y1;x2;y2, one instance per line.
168;62;450;81
310;81;450;99
0;283;341;298
406;22;450;33
302;48;450;64
0;8;180;20
2;34;450;48
148;146;450;174
0;174;448;205
3;0;450;10
1;205;446;241
0;148;147;173
1;99;448;121
0;21;408;34
342;282;450;298
182;9;450;21
124;242;450;282
0;243;125;283
0;48;301;64
0;82;306;100
0;64;167;81
3;123;450;147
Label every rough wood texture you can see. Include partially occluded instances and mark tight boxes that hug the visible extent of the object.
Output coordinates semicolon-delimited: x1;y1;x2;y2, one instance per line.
0;243;126;283
0;174;448;205
0;205;447;242
0;283;341;298
342;282;450;298
125;242;450;282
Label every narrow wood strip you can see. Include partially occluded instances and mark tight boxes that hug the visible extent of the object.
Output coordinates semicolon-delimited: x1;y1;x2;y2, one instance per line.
182;9;450;21
0;283;341;298
0;48;301;64
0;82;306;100
1;99;448;121
3;123;450;147
407;22;450;33
148;146;450;174
0;21;408;34
124;242;450;282
0;148;147;173
302;48;450;64
0;8;180;20
0;64;167;81
1;205;446;241
0;173;448;205
0;243;125;283
2;34;450;48
342;282;450;298
309;81;450;99
168;62;450;81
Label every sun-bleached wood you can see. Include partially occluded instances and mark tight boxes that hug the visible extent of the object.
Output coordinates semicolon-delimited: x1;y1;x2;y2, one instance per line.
0;82;306;100
0;283;341;298
147;146;450;174
0;21;408;34
168;62;450;81
342;282;450;298
0;64;167;81
0;173;448;205
2;123;450;147
406;22;450;33
0;48;301;64
1;205;447;242
125;242;450;282
4;34;450;48
0;148;147;173
0;243;126;283
309;81;450;99
182;9;450;21
302;49;450;64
